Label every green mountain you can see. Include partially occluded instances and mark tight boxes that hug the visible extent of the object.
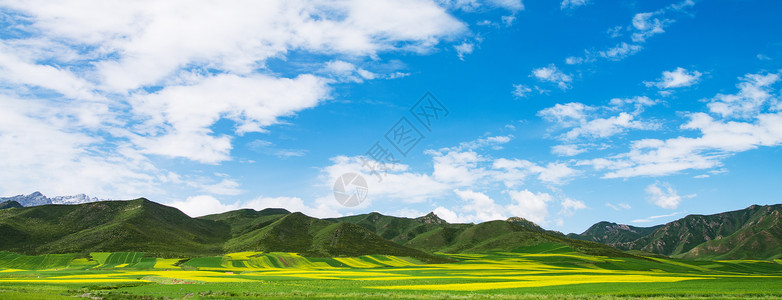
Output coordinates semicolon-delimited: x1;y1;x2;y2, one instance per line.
0;200;22;210
678;206;782;260
403;219;633;257
0;198;229;257
627;204;782;259
216;211;447;261
333;212;634;258
200;208;290;238
329;211;453;244
0;200;445;261
4;197;779;261
567;221;661;247
572;204;782;260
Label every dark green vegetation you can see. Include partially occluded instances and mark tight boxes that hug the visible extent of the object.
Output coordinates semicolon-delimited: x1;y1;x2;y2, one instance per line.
0;199;228;257
2;199;782;262
0;201;22;210
569;204;782;260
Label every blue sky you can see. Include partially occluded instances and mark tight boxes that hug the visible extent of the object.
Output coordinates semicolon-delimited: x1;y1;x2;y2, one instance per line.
1;0;781;234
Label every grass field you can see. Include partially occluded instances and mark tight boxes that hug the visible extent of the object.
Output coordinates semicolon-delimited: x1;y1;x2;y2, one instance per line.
0;249;781;299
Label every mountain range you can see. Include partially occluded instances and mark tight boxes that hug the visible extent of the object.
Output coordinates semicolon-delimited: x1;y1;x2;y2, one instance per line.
0;191;104;207
0;195;779;261
567;204;782;260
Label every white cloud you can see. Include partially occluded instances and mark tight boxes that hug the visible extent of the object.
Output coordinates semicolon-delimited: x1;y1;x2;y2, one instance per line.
0;94;163;199
539;99;660;141
507;189;553;224
606;202;631;211
551;144;587;157
531;64;573;90
319;135;580;220
512;84;532;98
707;73;779;119
448;189;507;223
322;155;451;204
631;12;669;43
563;112;658;140
645;182;685;209
492;158;579;186
561;0;589;10
565;56;585;65
560;198;587;216
131;73;329;163
0;0;475;205
632;210;685;223
645;67;702;89
201;179;243;196
538;102;593;126
582;72;782;179
167;195;240;217
599;42;643;61
454;42;475;60
322;60;378;83
437;0;524;12
167;194;339;218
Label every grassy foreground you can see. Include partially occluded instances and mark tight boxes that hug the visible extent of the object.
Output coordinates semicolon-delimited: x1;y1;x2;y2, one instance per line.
1;246;782;299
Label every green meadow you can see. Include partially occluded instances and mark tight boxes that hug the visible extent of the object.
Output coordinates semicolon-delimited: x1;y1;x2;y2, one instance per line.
1;245;782;299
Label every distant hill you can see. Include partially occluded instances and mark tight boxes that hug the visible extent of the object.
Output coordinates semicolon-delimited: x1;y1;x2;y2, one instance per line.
0;198;229;257
3;197;779;261
334;212;634;258
572;204;782;260
329;212;456;244
0;201;22;210
0;191;103;207
567;221;661;246
0;200;445;262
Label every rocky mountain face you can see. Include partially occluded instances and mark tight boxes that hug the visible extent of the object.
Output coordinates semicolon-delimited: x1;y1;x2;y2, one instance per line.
570;204;782;260
567;222;662;247
0;192;103;207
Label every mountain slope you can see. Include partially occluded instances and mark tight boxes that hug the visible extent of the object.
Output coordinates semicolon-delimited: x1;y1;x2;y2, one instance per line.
0;201;22;210
404;219;635;258
330;211;452;244
677;205;782;260
224;212;447;262
200;208;291;238
567;221;661;247
625;204;782;258
0;199;230;256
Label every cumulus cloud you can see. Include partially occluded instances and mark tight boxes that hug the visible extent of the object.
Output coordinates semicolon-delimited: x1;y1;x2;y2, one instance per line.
507;190;553;224
538;98;660;142
167;194;339;218
560;198;587;216
579;72;782;179
645;182;688;209
0;0;471;200
707;73;779;119
645;67;702;89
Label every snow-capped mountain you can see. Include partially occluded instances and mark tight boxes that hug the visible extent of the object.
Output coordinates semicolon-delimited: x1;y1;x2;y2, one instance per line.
0;191;106;207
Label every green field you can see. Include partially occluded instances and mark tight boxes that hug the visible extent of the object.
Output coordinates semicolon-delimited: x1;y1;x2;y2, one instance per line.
1;248;781;299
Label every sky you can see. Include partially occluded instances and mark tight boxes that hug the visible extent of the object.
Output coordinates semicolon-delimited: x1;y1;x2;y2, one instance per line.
1;0;781;234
